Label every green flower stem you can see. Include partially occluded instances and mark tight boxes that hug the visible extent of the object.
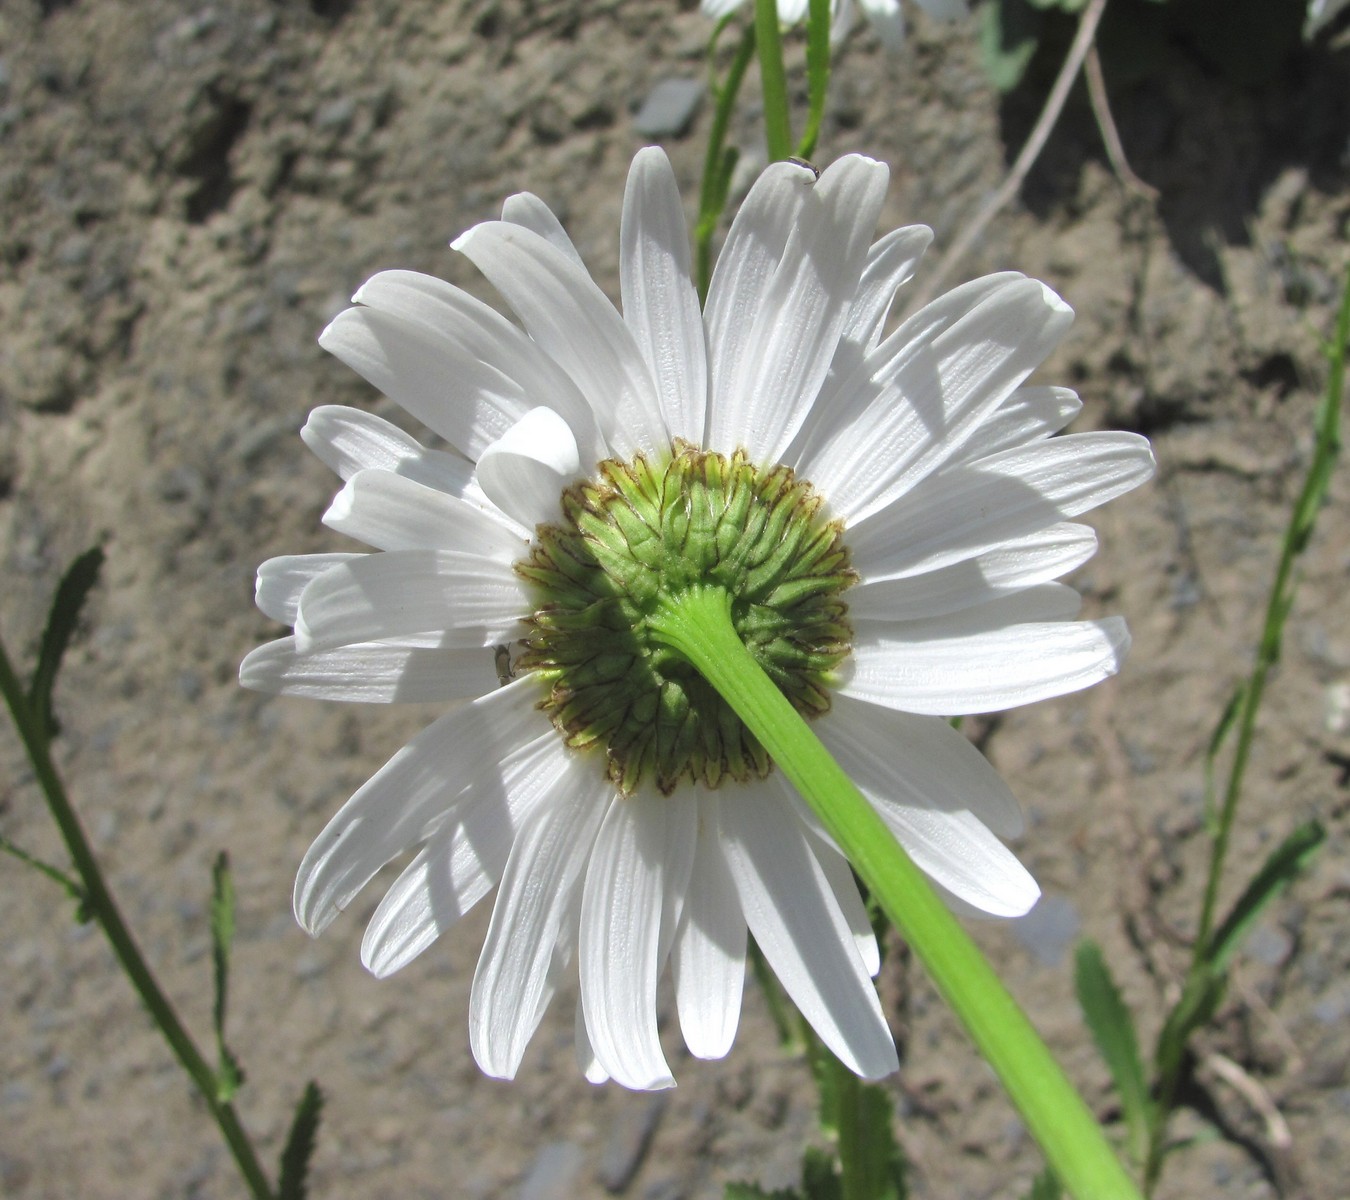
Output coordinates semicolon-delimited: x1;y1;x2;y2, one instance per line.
695;20;757;303
797;0;832;161
649;585;1141;1200
754;0;794;162
0;637;276;1200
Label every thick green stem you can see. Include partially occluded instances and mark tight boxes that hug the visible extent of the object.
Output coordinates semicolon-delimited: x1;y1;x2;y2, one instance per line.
0;638;275;1200
754;0;794;162
649;585;1141;1200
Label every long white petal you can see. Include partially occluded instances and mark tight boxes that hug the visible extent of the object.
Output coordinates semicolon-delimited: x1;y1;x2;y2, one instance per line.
240;636;495;703
848;523;1099;622
293;677;548;935
579;792;696;1091
842;616;1132;715
671;792;746;1060
865;582;1082;640
360;727;569;978
293;548;527;651
452;222;668;459
301;406;476;495
797;277;1074;525
475;407;582;530
846;226;934;354
805;831;880;977
621;147;707;445
501;191;586;269
708;155;890;464
816;701;1038;915
323;468;526;558
849;432;1155;583
323;271;602;464
469;759;610;1080
255;553;364;625
719;777;897;1079
949;385;1082;463
819;693;1024;837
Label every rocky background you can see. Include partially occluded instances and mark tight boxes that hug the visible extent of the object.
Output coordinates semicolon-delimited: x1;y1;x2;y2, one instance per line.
1;1;1348;1197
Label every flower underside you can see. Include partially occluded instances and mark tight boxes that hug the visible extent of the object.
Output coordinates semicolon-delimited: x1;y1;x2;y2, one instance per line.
517;444;856;796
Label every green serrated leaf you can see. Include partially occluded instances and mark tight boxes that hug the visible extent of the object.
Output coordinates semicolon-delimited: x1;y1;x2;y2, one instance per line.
1074;941;1152;1164
1022;1167;1063;1200
1206;820;1325;974
979;0;1044;92
27;547;104;740
277;1081;324;1200
800;1145;842;1200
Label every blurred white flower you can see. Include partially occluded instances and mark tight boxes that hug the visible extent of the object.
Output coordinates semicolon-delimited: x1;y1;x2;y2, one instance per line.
701;0;969;51
242;147;1152;1090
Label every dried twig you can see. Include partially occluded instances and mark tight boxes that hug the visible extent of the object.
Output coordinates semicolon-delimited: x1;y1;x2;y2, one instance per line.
1085;43;1158;199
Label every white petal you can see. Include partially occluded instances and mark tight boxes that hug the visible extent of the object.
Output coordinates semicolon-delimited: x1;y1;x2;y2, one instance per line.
469;759;610;1080
797;277;1074;525
703;159;816;444
293;676;548;936
575;1000;610;1084
848;523;1099;622
866;582;1082;640
621;147;707;445
452;222;668;459
701;0;745;14
293;548;527;651
501;191;586;270
846;226;934;354
819;693;1024;837
360;726;568;977
718;776;898;1079
842;615;1133;716
671;791;746;1060
816;702;1037;915
579;792;694;1091
475;407;582;530
323;271;602;464
323;468;526;558
849;432;1156;583
806;832;880;977
301;405;476;495
255;553;363;625
860;0;905;49
707;155;891;464
949;385;1082;463
240;636;496;703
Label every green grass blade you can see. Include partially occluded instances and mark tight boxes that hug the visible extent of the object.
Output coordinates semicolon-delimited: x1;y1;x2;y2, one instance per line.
1206;819;1325;974
0;835;89;918
27;546;104;739
797;0;832;160
1022;1168;1063;1200
1075;941;1152;1165
210;851;244;1101
277;1081;324;1200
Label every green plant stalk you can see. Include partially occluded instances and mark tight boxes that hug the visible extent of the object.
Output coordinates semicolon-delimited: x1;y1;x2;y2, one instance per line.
649;585;1141;1200
0;637;276;1200
1145;265;1349;1194
797;0;832;161
695;21;757;302
754;0;794;162
830;1056;874;1200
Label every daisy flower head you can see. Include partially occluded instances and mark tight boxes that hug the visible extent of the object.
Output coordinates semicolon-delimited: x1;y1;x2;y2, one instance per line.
701;0;970;51
241;147;1154;1091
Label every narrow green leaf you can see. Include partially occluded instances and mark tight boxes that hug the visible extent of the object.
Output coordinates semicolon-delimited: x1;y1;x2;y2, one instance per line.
796;0;832;161
1205;819;1325;974
1022;1167;1063;1200
27;546;105;739
1075;941;1152;1164
801;1146;842;1200
0;835;89;919
754;0;793;161
210;851;244;1101
277;1081;324;1200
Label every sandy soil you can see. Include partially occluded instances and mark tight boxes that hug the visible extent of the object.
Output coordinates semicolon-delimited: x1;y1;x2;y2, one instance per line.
1;2;1347;1197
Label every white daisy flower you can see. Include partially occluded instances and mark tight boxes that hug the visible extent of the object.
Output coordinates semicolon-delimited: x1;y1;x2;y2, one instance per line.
241;148;1153;1091
701;0;969;51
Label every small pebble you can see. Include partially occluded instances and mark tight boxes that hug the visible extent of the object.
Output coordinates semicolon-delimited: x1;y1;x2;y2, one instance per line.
632;78;703;138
